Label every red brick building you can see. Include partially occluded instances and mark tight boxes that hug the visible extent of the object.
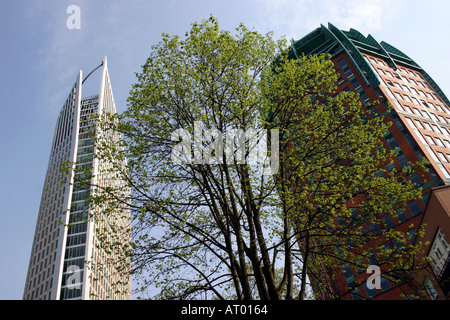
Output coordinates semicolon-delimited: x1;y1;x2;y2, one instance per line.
288;24;450;299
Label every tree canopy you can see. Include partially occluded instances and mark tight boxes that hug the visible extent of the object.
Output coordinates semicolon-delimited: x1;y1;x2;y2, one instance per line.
88;16;430;300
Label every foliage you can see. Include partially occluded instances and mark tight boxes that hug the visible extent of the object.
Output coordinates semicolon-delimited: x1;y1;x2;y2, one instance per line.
262;51;430;299
88;16;430;300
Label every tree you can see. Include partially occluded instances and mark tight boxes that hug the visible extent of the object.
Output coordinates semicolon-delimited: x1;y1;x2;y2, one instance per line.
262;52;430;299
90;16;430;300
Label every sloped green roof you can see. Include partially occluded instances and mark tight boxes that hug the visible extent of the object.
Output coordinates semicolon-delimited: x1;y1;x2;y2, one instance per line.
289;23;450;106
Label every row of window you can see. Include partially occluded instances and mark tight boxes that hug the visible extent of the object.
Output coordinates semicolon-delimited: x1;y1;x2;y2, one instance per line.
336;58;372;108
60;286;83;300
370;56;450;122
405;117;450;138
398;104;450;125
385;76;442;103
66;233;86;247
384;82;449;121
369;56;428;85
65;245;86;259
407;118;450;145
404;117;450;178
28;163;67;299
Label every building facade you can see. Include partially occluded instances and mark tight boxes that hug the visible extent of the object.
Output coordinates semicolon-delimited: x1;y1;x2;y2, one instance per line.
420;185;450;299
23;57;131;300
289;24;450;299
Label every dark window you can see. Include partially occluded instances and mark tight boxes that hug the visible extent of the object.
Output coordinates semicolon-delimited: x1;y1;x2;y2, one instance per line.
407;201;422;216
381;215;395;230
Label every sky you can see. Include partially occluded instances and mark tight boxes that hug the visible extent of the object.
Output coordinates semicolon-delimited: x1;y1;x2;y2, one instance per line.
1;0;449;300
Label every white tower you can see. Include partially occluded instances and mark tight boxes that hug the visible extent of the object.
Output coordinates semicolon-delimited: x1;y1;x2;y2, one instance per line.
23;57;131;300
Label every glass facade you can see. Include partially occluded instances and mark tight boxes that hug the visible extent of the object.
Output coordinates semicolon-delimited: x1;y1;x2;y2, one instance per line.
59;97;98;300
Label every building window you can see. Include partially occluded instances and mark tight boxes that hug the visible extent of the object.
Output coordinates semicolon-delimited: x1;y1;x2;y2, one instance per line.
362;282;377;299
437;163;450;179
432;125;442;134
396;151;409;168
414;120;424;129
428;228;450;276
404;105;413;114
409;172;422;186
407;200;422;216
350;78;361;90
424;122;433;132
369;222;381;235
396;209;409;223
436;138;445;148
380;277;391;292
421;110;431;119
425;145;440;163
384;131;400;150
405;118;416;129
381;214;395;230
430;113;438;122
436;104;445;112
413;108;422;117
406;229;416;244
437;152;448;163
425;135;435;145
338;58;353;78
445;140;450;148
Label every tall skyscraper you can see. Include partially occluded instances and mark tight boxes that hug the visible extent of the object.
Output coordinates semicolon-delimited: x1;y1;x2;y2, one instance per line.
23;57;131;300
289;24;450;299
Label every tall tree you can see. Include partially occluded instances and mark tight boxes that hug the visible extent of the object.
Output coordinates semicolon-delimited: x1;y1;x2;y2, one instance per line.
262;52;430;299
88;16;430;300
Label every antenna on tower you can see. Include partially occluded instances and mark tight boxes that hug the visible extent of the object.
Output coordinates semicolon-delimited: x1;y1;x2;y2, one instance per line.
82;61;104;84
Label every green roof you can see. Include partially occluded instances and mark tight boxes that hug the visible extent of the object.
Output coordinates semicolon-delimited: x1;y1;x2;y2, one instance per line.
289;23;450;107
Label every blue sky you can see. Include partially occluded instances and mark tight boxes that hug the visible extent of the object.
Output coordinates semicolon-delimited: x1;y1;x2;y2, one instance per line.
1;0;449;300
